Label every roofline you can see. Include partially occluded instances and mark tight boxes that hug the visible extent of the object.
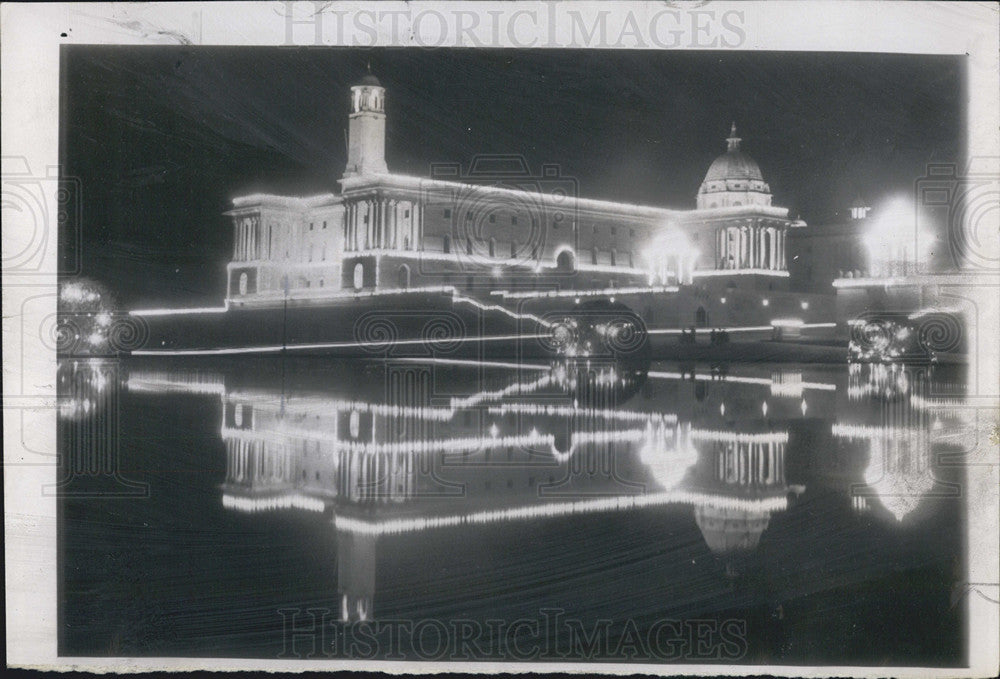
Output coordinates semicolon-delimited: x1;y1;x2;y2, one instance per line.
339;172;683;221
229;192;341;212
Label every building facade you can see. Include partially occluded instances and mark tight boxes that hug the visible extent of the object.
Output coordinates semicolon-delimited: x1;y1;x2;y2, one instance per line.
223;73;809;323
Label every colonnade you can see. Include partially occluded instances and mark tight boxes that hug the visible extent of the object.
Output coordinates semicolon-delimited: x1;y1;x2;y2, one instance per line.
345;197;422;252
233;214;264;261
716;223;786;270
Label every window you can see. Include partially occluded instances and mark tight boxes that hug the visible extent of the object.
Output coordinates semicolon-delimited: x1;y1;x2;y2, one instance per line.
404;209;410;218
489;214;496;224
466;211;472;222
511;215;518;225
444;208;451;219
629;228;635;238
309;222;314;231
353;263;364;290
322;221;327;229
238;272;248;295
305;280;311;288
611;226;617;235
319;279;324;288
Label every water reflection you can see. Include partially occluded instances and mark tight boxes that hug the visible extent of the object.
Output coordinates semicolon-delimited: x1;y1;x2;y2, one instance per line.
60;356;967;658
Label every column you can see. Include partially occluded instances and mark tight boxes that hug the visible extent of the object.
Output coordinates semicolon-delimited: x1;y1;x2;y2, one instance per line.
377;200;384;249
346;204;352;252
417;202;424;250
366;200;373;250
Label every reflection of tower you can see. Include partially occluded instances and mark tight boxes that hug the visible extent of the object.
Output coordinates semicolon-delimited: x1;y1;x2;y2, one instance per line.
337;531;376;622
343;71;387;177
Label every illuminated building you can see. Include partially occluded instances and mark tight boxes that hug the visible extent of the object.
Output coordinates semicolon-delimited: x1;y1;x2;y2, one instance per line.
220;73;818;330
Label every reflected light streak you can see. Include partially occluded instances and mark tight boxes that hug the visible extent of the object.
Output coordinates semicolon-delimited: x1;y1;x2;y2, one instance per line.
491;285;680;300
332;491;790;536
222;493;327;513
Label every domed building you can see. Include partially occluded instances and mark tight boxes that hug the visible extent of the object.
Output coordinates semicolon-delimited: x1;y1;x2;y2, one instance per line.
696;123;772;210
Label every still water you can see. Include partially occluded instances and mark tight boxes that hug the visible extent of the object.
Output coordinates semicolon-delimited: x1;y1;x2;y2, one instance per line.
59;356;967;665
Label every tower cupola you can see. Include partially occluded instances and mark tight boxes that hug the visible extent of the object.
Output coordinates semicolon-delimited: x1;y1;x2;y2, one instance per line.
344;66;388;177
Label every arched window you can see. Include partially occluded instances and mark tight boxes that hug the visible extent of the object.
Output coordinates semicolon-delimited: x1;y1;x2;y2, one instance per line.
466;237;473;255
397;264;411;289
403;235;410;250
238;272;248;295
556;249;576;272
591;248;598;265
443;235;451;254
489;237;496;258
695;306;708;327
610;248;617;266
353;263;364;290
510;240;517;258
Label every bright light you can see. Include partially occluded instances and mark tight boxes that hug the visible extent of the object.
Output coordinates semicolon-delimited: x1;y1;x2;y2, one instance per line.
720;297;726;304
761;401;769;417
800;301;809;310
762;299;769;307
864;196;932;277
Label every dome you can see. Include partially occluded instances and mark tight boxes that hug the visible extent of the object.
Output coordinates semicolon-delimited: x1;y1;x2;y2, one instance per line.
358;74;382;87
696;123;772;209
703;149;764;183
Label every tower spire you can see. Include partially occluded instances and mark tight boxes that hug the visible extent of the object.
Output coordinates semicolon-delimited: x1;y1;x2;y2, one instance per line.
726;122;741;152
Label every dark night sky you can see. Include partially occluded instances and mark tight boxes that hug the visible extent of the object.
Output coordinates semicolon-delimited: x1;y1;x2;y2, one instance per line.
61;47;964;308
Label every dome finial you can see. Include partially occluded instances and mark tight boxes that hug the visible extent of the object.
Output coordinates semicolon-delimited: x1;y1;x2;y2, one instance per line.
726;122;741;152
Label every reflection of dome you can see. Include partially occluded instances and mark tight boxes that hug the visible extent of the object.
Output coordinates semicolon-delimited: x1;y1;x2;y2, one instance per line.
697;123;772;209
694;505;771;555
